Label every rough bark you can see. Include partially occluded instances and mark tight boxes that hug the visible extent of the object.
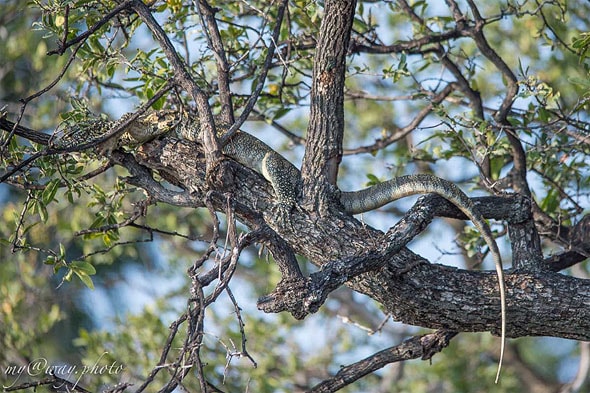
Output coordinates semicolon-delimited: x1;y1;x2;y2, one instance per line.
301;0;357;212
134;137;590;341
1;4;589;391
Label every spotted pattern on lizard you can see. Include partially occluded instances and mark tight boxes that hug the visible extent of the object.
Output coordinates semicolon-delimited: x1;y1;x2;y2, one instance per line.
52;109;507;381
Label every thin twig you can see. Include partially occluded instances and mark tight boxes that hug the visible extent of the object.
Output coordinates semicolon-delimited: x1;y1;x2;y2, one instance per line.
194;0;234;122
220;0;289;144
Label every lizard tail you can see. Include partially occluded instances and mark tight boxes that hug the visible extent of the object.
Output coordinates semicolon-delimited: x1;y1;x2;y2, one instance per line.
341;174;506;382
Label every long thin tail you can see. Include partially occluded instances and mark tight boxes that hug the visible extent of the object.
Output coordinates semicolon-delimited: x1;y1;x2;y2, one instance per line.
341;174;506;382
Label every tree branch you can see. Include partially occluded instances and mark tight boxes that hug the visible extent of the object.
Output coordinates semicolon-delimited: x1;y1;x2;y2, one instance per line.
46;0;135;55
195;0;234;121
460;0;545;271
130;0;220;174
343;83;457;155
308;330;458;392
141;137;590;340
301;0;357;212
222;0;289;143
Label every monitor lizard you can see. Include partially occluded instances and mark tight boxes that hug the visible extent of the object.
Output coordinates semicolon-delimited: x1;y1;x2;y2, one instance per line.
48;109;506;381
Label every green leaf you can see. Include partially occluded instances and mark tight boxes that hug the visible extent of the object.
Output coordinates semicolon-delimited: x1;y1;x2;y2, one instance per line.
38;203;48;223
540;188;560;213
89;36;105;53
568;76;590;89
89;216;105;230
365;173;382;186
272;107;291;120
70;261;97;276
65;189;75;204
42;179;60;205
74;270;95;289
21;222;39;236
538;107;551;123
152;97;165;110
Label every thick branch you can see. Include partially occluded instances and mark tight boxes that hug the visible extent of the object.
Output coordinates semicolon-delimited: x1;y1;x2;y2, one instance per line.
366;261;590;340
130;0;220;172
461;1;544;271
0;116;50;145
301;0;357;211
309;330;457;392
139;137;590;340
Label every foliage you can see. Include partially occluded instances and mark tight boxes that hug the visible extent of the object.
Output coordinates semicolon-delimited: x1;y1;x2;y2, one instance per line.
0;1;589;392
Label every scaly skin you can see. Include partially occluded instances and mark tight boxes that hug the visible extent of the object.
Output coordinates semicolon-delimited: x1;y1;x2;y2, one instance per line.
49;110;506;380
342;174;506;382
49;110;179;154
181;115;506;382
